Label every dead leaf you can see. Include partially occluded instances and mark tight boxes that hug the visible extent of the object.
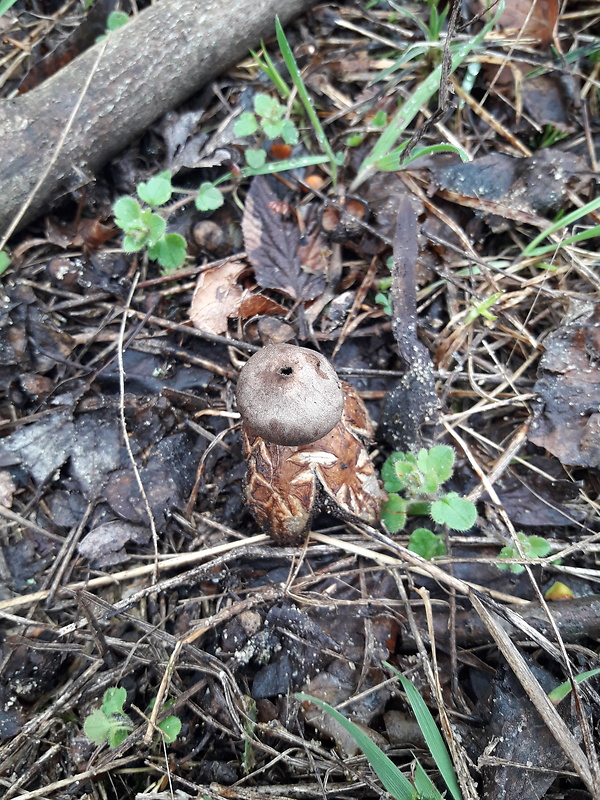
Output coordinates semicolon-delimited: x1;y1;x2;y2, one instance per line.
189;259;245;335
472;0;558;48
529;301;600;466
78;520;151;567
242;176;327;301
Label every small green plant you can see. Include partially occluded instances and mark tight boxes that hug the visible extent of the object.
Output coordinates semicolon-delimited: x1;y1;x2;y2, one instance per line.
381;445;477;539
234;93;299;145
297;663;462;800
113;171;187;273
96;10;129;40
83;686;181;748
496;532;551;575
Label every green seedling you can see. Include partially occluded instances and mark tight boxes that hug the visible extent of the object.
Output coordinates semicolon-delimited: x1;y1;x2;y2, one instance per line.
496;532;551;575
113;170;187;273
381;445;477;539
83;686;181;748
390;0;449;45
83;687;133;748
298;664;462;800
95;10;129;42
234;92;299;145
250;43;292;100
463;291;503;324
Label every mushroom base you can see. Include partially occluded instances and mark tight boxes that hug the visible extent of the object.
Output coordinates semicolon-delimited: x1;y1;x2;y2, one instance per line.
242;383;387;545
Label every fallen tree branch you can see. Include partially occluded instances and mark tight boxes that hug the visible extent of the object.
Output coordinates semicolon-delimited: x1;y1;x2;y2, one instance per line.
0;0;318;240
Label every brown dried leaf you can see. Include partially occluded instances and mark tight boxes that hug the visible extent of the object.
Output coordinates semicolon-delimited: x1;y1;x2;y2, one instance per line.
472;0;558;48
242;176;327;301
189;259;245;335
529;301;600;466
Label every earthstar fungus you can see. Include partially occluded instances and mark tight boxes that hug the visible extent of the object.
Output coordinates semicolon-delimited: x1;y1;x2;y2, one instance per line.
236;344;387;545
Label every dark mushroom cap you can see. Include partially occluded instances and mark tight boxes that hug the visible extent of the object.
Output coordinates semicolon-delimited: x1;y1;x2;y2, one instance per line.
236;344;344;446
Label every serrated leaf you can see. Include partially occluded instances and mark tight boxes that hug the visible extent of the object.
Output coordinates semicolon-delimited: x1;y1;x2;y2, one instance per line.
254;93;281;118
408;528;446;560
424;445;455;483
296;694;417;800
234;112;259;137
242;176;326;300
148;233;187;272
196;182;224;211
101;687;127;716
107;725;130;748
140;210;166;246
84;709;111;744
122;231;148;252
261;119;285;139
246;148;267;169
158;715;182;743
381;493;408;533
281;119;299;145
137;173;172;206
430;492;477;532
114;196;142;230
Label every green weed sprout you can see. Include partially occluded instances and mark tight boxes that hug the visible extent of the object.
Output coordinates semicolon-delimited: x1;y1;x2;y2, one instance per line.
496;532;551;575
83;687;133;748
83;686;181;748
381;445;477;543
96;10;129;41
113;171;187;273
297;663;463;800
235;93;299;145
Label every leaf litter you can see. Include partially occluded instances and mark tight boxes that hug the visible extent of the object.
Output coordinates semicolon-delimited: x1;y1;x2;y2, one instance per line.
0;1;600;799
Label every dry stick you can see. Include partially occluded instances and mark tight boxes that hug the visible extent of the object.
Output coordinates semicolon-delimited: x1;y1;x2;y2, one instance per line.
470;593;596;796
0;0;319;237
0;534;268;613
0;37;108;249
117;274;160;583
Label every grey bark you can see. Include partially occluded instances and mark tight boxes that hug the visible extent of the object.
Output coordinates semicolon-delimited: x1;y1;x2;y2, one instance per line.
0;0;318;238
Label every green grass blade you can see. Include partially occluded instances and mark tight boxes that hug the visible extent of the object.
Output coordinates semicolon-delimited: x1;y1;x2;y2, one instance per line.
548;668;600;705
275;17;338;185
296;694;416;800
525;224;600;257
240;152;343;179
352;0;504;191
414;760;444;800
250;44;292;100
522;196;600;256
0;0;19;15
388;666;462;800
